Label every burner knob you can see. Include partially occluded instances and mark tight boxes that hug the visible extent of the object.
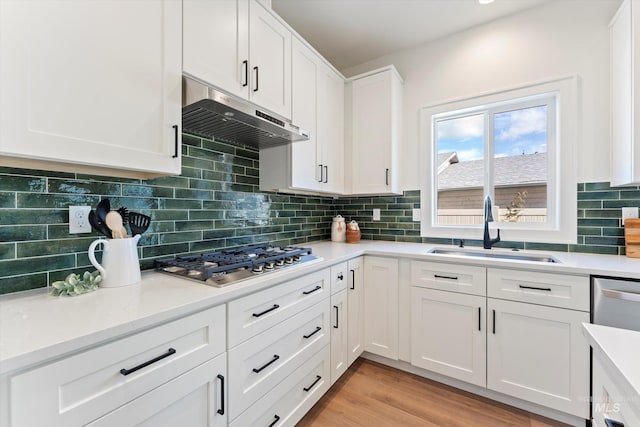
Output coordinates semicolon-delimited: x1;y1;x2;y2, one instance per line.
275;259;285;267
252;264;264;273
285;256;294;264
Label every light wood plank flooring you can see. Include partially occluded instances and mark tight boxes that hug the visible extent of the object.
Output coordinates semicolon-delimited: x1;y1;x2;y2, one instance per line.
297;359;571;427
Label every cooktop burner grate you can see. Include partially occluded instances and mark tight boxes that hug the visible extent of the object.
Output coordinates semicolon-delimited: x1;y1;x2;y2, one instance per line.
154;244;318;287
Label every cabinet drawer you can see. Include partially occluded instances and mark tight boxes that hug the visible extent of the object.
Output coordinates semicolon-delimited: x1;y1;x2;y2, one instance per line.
330;262;348;295
87;352;226;427
487;268;589;310
228;268;330;347
228;299;330;420
230;345;330;427
411;260;486;296
10;305;225;427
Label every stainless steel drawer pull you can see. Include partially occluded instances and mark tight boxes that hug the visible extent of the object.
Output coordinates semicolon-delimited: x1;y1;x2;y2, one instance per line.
602;289;640;303
519;285;552;292
303;375;322;392
434;274;458;280
253;354;280;373
120;348;176;376
252;304;280;317
269;415;281;427
303;285;322;295
303;326;322;339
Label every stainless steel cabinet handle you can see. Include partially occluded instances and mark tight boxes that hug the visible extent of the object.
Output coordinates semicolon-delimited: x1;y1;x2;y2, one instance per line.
602;289;640;303
172;125;179;158
385;168;389;185
324;165;328;183
318;164;323;182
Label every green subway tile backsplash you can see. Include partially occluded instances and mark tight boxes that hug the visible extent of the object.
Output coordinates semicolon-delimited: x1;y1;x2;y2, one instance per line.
0;133;634;297
0;134;334;294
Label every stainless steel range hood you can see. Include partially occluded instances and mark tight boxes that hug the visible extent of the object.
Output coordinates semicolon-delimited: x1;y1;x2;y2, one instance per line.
182;75;309;148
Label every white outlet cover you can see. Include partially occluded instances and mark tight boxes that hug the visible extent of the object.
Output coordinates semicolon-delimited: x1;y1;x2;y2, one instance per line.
412;208;421;221
622;207;639;225
69;206;92;233
373;208;381;221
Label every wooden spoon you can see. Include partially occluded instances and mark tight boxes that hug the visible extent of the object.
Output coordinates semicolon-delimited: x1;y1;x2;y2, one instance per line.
105;211;127;239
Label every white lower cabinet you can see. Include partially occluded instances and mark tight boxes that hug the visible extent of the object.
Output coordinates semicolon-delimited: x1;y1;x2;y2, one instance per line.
230;345;331;427
227;298;329;420
364;256;399;359
411;287;486;387
487;298;590;418
347;257;364;366
88;353;227;427
330;289;348;384
9;305;226;427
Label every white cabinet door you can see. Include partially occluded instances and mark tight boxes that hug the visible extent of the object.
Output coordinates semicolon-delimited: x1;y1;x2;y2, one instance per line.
317;62;345;193
487;298;590;418
364;256;399;359
289;37;320;191
610;0;640;186
411;287;486;387
183;0;249;99
330;289;348;384
259;38;344;195
248;0;291;119
347;257;364;366
88;353;227;427
0;0;182;178
347;66;402;195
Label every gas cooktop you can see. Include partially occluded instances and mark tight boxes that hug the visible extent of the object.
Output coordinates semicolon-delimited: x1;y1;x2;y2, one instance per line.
154;244;319;287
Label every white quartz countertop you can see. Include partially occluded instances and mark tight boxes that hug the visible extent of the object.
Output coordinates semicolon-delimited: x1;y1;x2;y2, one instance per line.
582;323;640;419
3;239;640;375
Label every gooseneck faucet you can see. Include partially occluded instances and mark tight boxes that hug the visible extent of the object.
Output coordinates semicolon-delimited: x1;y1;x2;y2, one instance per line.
483;195;501;249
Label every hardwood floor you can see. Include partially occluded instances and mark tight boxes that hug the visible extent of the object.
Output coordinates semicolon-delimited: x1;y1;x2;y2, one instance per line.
297;359;570;427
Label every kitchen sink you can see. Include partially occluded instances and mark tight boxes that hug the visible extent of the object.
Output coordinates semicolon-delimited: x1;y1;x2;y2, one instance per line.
427;248;560;263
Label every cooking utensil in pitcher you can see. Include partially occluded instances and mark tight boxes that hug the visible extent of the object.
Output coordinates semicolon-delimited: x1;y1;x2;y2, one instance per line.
105;211;127;238
117;206;128;224
96;198;111;223
128;211;151;236
88;210;112;238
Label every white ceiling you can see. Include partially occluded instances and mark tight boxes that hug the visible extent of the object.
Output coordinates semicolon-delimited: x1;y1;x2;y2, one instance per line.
271;0;553;71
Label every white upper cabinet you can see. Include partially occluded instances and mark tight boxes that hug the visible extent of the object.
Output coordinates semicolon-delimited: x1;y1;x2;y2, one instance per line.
346;65;403;195
183;0;249;99
0;0;182;178
183;0;291;120
610;0;640;186
259;37;344;195
316;61;345;194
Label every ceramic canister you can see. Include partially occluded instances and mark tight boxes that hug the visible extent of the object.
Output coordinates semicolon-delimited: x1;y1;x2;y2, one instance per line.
331;215;346;242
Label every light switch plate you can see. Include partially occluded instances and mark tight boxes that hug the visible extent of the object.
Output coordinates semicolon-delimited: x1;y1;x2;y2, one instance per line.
373;208;381;221
69;206;92;233
412;208;421;221
622;207;639;225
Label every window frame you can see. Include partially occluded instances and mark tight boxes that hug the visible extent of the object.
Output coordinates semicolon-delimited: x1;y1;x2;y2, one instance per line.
419;76;578;244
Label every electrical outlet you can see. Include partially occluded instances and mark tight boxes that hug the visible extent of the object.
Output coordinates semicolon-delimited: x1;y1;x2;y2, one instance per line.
373;208;381;221
622;207;639;225
69;206;92;234
412;208;421;221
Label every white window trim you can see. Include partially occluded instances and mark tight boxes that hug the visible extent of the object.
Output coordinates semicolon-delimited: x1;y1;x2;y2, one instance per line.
419;76;578;244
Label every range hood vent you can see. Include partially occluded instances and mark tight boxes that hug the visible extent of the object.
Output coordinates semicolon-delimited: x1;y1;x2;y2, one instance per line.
182;76;309;149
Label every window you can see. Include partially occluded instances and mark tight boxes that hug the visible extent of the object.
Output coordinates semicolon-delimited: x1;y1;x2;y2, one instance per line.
420;77;578;244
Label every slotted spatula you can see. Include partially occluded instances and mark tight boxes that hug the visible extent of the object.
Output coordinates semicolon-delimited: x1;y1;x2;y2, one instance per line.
128;212;151;236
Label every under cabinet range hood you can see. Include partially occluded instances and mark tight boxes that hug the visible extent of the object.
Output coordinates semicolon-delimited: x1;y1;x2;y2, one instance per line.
182;75;309;148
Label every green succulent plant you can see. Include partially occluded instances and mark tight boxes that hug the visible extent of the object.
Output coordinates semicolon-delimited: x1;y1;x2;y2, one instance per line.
49;270;102;297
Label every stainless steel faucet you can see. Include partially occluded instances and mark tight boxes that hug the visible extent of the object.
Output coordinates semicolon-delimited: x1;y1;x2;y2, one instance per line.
483;195;500;249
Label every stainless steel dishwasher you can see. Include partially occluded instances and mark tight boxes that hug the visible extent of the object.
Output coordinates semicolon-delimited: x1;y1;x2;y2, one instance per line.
592;276;640;331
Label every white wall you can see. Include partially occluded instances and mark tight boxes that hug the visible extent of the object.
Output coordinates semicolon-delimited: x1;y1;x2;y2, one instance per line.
342;0;620;189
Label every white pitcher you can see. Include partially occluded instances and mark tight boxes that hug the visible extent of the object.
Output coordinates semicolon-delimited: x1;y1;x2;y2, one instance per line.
88;235;142;287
